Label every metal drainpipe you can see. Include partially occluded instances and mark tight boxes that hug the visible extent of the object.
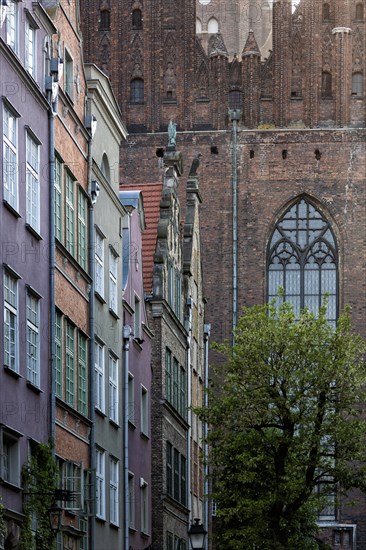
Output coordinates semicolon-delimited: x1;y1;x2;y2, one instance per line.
229;110;241;341
203;323;211;550
47;84;56;454
87;134;96;550
123;325;131;550
186;297;193;524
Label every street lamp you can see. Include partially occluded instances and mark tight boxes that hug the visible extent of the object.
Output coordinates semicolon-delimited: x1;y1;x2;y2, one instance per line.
48;503;63;533
188;518;207;550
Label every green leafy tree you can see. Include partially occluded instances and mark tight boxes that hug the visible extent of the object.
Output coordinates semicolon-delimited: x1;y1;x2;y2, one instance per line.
199;302;366;550
20;442;59;550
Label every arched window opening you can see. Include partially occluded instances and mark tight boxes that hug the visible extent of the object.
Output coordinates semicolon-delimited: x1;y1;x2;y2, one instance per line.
322;3;330;21
267;197;338;325
132;9;143;30
228;89;242;111
352;73;363;97
196;18;202;34
356;3;364;20
100;153;111;182
99;8;110;30
130;78;144;104
321;71;332;99
207;17;219;34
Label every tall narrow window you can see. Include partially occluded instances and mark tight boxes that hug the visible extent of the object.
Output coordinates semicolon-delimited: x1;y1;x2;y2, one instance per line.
25;18;36;78
180;455;187;506
166;442;173;497
323;3;330;21
78;189;87;270
207;17;219;33
99;8;110;30
3;104;18;210
352;73;363;97
321;72;332;99
96;449;105;519
173;358;179;411
180;366;186;418
65;321;75;407
128;473;135;528
65;171;75;256
109;354;118;424
109;249;118;313
134;295;141;339
128;373;135;424
141;386;148;436
173;449;180;501
165;349;172;402
141;480;148;533
4;270;18;372
0;427;21;486
109;458;119;526
95;341;105;412
267;197;338;325
64;49;74;100
26;131;40;232
26;290;40;387
95;229;104;297
55;157;62;241
55;311;63;398
6;1;18;52
132;9;142;30
356;3;364;21
130;78;144;104
78;333;88;416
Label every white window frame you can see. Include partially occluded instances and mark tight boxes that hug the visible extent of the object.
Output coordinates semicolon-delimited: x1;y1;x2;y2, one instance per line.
78;333;88;416
4;269;19;373
26;289;40;387
134;294;141;340
26;131;40;232
62;461;84;511
25;17;36;78
109;248;118;313
128;473;135;529
78;188;87;271
6;1;18;53
96;449;105;519
95;340;105;413
109;457;119;526
140;480;149;534
65;321;75;407
55;311;63;398
54;157;62;241
0;426;21;486
65;171;75;256
95;229;104;298
64;48;74;100
3;104;18;210
128;373;135;424
141;386;148;436
109;353;118;424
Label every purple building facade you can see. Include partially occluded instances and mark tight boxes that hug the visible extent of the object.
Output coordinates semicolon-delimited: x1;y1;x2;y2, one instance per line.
120;191;153;550
0;1;55;546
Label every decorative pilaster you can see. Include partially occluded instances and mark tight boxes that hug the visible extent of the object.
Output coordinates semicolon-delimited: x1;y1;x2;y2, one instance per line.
332;0;352;127
208;34;229;130
304;0;321;127
272;0;292;127
242;30;261;129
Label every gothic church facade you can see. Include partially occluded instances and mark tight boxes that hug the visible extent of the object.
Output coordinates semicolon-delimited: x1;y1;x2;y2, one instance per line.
81;0;366;548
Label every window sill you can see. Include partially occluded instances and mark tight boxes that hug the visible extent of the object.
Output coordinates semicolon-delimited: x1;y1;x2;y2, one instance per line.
162;99;177;104
128;420;136;431
129;526;137;533
26;380;43;394
25;223;43;240
3;200;21;218
95;291;106;305
109;419;120;429
4;365;22;379
109;307;120;320
351;95;363;100
96;516;106;524
140;431;150;441
0;479;22;492
141;530;150;538
129;101;144;106
110;522;119;530
95;407;107;418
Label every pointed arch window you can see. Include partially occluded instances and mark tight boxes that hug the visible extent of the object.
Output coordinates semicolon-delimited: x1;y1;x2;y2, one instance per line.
207;17;219;34
267;198;338;325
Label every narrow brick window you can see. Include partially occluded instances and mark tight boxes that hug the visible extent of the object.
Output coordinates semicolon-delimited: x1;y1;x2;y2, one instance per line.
352;73;363;97
130;78;144;104
356;3;364;21
228;90;242;111
99;8;110;30
132;9;142;30
321;71;332;99
323;3;330;21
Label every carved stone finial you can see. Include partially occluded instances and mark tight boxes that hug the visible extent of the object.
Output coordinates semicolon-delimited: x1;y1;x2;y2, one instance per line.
167;120;177;150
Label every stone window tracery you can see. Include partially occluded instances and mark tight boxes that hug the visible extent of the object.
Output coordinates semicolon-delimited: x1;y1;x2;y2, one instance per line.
267;197;338;325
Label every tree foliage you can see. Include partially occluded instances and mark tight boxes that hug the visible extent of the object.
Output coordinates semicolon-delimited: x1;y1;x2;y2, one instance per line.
20;442;58;550
199;301;366;550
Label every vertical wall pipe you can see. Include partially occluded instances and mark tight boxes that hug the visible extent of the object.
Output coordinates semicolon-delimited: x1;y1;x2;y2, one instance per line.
229;110;240;341
123;325;131;550
203;323;211;550
186;298;193;524
87;134;96;550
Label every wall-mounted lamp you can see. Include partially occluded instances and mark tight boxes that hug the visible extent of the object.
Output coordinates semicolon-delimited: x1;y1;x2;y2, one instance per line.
188;518;207;550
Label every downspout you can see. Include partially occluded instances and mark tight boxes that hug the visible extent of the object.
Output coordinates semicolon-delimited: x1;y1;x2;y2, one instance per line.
87;133;95;550
47;86;56;453
229;110;241;342
186;297;193;523
123;325;131;550
203;323;211;550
